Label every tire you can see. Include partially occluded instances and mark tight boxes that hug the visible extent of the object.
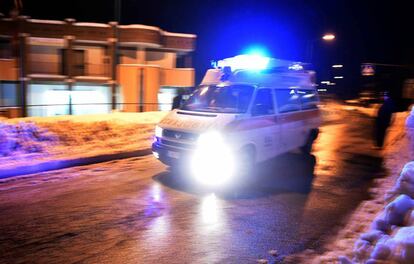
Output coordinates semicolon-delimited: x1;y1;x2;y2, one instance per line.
301;129;319;154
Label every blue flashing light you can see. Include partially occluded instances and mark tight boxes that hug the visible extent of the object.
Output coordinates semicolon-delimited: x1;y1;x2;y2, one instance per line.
243;46;269;57
217;54;270;71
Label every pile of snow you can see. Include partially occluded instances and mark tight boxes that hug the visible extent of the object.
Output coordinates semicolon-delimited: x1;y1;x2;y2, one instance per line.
405;107;414;128
1;112;167;169
340;162;414;264
405;107;414;160
0;122;58;157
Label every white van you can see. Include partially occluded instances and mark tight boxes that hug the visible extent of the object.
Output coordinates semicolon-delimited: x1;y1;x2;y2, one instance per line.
152;55;321;186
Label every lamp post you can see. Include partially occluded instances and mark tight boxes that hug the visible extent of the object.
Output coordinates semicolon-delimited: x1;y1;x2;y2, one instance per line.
307;33;335;62
322;33;335;41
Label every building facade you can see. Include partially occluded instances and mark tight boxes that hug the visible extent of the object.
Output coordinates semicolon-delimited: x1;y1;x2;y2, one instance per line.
0;16;196;117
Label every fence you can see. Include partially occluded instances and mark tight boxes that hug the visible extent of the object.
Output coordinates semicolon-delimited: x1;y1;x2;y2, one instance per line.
0;102;173;118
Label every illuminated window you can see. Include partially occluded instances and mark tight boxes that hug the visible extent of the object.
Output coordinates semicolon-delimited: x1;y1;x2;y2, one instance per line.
27;83;69;116
72;85;111;115
0;81;18;107
27;83;111;117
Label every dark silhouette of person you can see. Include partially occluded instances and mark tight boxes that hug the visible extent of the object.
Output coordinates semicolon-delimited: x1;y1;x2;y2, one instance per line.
375;93;395;148
374;69;412;148
172;90;184;110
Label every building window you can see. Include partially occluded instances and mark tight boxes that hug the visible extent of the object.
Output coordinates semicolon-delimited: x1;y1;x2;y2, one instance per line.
27;83;111;117
72;84;111;115
158;86;182;111
75;45;108;77
60;49;85;76
27;83;69;117
0;38;12;59
0;81;19;107
30;44;62;75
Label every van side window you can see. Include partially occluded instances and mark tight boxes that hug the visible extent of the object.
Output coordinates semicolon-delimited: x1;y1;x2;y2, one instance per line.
275;89;300;113
252;89;274;116
298;89;318;110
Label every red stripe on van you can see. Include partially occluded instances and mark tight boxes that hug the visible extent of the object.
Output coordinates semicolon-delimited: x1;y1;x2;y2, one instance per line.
225;109;320;132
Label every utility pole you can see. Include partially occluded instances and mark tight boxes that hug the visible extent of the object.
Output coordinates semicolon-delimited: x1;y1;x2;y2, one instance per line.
115;0;121;24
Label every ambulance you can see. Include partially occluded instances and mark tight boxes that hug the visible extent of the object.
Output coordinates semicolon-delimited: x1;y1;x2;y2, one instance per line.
152;54;321;186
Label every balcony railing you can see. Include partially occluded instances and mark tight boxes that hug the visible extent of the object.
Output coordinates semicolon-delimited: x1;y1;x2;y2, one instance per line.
28;60;110;77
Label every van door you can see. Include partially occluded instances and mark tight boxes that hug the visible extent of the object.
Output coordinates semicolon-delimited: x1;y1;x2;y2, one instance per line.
250;88;281;162
274;88;303;151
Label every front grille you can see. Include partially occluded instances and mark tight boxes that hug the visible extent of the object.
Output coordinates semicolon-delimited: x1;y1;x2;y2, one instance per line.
160;138;194;150
163;129;198;142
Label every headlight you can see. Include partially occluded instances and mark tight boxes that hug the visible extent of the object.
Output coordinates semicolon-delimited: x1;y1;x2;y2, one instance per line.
190;131;235;186
155;125;163;138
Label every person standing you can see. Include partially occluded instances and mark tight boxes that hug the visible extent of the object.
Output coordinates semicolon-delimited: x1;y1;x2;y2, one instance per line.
374;93;395;148
172;90;184;110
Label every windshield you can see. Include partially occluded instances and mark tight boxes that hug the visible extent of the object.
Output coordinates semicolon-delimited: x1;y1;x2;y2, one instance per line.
181;85;254;113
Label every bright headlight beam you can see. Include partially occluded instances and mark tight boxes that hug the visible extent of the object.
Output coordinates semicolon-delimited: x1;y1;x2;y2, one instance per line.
191;131;235;187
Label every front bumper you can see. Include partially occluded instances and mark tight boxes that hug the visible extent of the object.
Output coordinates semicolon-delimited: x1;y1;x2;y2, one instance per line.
151;138;193;166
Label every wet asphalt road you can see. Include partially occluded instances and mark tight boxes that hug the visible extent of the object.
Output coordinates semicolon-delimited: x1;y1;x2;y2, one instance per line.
0;108;386;264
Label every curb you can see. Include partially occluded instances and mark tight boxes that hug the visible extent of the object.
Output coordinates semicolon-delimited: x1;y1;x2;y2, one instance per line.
0;148;152;179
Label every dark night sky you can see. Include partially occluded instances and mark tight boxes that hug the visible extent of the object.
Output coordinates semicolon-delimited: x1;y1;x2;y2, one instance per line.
1;0;413;82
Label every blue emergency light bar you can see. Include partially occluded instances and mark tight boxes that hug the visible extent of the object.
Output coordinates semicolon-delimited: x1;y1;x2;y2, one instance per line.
212;54;306;72
216;54;270;70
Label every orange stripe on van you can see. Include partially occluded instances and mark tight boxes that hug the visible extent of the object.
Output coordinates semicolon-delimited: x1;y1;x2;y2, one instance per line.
225;109;320;132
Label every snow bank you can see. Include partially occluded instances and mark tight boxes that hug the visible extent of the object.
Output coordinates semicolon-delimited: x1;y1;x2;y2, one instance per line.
405;107;414;128
338;162;414;264
0;122;57;157
1;112;167;171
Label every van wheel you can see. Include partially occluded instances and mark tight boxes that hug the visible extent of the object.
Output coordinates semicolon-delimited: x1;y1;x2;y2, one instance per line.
301;129;319;154
239;146;256;177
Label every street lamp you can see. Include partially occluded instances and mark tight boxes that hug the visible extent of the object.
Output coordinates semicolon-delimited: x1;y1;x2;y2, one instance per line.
307;33;336;62
322;33;335;41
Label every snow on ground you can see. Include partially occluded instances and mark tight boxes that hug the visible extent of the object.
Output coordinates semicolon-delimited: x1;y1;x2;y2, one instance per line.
0;112;167;170
285;111;414;264
335;162;414;264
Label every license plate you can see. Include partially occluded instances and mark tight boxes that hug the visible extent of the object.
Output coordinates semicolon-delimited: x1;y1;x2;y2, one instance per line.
167;150;180;159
